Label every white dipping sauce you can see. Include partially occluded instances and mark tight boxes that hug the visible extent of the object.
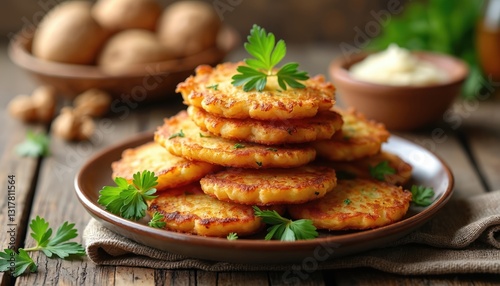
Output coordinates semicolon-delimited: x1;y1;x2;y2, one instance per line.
349;44;448;86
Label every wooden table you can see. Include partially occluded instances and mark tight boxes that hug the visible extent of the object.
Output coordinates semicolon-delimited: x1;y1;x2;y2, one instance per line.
1;42;499;285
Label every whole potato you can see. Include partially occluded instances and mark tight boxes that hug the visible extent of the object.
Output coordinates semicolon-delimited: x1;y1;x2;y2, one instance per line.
92;0;162;32
32;1;108;65
157;1;221;57
97;29;174;74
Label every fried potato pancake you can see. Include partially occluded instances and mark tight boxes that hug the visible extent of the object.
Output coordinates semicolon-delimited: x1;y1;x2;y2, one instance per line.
147;183;285;237
313;108;390;161
177;62;336;120
111;142;219;191
327;151;412;186
200;165;337;206
154;111;316;169
287;179;412;231
188;106;343;145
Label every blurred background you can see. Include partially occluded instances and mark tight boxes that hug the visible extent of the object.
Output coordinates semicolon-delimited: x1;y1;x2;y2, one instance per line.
1;0;407;43
1;0;498;100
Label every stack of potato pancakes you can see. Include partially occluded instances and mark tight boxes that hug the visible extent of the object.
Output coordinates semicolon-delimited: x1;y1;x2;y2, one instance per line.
111;62;413;238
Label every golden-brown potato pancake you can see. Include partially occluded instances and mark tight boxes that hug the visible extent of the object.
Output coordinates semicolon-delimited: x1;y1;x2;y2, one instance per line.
313;108;390;161
326;151;412;186
288;179;412;231
177;62;336;120
200;165;337;206
147;183;285;237
154;111;316;169
188;106;343;145
111;141;219;191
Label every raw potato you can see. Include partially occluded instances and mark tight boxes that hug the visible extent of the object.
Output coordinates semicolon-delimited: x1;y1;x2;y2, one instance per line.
52;107;95;141
92;0;162;31
73;89;112;117
8;85;56;123
157;1;221;57
98;29;174;74
32;1;108;64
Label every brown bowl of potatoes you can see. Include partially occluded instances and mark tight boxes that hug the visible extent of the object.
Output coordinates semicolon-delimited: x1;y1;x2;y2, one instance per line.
8;0;239;101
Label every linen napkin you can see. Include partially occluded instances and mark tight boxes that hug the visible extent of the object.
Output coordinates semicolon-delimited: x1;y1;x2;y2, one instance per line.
84;191;500;275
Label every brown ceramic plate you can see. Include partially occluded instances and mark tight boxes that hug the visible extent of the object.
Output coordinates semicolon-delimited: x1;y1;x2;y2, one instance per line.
75;133;454;264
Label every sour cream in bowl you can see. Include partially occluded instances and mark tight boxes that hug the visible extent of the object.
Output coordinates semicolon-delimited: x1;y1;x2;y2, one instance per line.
329;44;468;130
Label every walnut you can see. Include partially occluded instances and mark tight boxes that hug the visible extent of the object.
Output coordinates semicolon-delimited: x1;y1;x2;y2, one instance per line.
73;88;111;117
8;85;57;122
52;107;95;141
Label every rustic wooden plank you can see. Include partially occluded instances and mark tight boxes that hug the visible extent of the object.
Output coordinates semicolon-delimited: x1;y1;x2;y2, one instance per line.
331;268;500;286
154;270;196;286
15;107;143;285
217;272;270;286
114;267;155;286
268;270;325;286
0;46;44;285
195;270;217;286
462;98;500;191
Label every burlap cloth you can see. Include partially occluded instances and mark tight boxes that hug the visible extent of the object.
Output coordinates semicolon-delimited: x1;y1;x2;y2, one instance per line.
84;191;500;275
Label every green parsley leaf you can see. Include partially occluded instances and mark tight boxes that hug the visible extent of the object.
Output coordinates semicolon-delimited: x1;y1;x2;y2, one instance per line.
98;170;158;220
0;216;84;277
199;132;211;138
253;206;318;241
206;84;219;90
231;24;309;92
344;198;351;205
226;233;238;240
233;143;245;149
28;216;85;258
410;185;435;206
15;130;50;157
148;212;166;228
369;161;396;181
0;249;37;277
168;130;185;139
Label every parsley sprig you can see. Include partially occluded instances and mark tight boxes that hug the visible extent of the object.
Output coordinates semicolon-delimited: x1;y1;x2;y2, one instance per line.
226;233;238;240
98;170;158;220
253;206;318;241
16;130;50;157
369;161;396;181
148;212;166;228
231;24;309;92
0;216;85;277
411;185;435;206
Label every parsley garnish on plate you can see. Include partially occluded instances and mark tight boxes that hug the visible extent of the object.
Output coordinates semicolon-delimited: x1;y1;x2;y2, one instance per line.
148;212;166;228
253;206;318;241
168;130;185;140
233;143;245;149
15;130;50;157
410;185;435;206
0;216;85;277
369;161;396;181
226;233;239;240
98;170;158;220
231;24;309;92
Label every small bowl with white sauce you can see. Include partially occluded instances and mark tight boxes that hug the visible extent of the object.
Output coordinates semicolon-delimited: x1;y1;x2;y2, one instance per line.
329;45;468;130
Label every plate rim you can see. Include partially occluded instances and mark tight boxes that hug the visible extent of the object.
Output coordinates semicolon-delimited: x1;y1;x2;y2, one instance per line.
75;132;454;254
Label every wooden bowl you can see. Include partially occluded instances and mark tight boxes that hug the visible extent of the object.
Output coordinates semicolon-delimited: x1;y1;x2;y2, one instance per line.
8;26;239;101
329;52;468;130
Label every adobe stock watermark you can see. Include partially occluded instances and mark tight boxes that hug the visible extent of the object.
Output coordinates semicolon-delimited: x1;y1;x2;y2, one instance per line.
51;63;166;182
213;0;243;21
338;0;408;60
281;242;339;283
